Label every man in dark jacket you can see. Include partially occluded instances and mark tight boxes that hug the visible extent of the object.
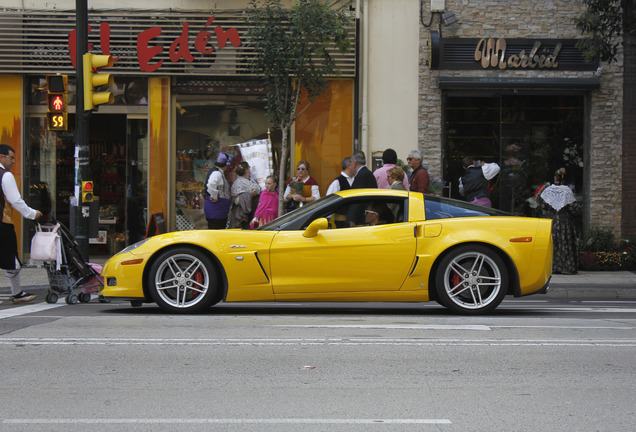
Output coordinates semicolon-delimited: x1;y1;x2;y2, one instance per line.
350;151;378;189
347;151;377;226
406;149;430;194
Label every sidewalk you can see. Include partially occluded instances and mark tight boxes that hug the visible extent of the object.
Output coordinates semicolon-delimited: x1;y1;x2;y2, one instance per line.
547;270;636;300
2;265;635;300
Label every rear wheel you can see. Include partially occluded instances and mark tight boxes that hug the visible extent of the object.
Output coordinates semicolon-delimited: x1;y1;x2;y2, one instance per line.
435;245;508;314
147;247;220;313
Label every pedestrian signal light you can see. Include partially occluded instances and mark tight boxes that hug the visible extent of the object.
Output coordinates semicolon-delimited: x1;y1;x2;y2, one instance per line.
81;181;94;203
46;75;68;131
83;53;114;111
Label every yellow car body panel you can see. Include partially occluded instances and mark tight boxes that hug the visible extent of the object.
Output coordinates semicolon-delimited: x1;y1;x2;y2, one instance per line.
269;222;416;295
101;230;277;301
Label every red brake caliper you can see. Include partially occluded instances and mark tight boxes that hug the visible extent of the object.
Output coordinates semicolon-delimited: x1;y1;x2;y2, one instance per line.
451;273;462;294
192;271;203;298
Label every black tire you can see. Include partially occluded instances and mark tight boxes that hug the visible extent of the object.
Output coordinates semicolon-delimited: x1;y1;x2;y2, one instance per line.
46;293;58;304
65;294;79;305
435;245;508;314
78;292;91;303
147;247;220;313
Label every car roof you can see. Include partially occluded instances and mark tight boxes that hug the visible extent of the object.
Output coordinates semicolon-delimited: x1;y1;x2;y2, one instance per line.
335;188;418;199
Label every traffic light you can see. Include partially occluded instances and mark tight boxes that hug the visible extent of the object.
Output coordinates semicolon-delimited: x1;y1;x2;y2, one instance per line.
81;181;94;203
46;75;68;131
83;53;114;111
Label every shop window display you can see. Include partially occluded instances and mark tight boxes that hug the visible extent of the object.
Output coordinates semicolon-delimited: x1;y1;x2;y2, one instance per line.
174;95;269;230
444;94;584;227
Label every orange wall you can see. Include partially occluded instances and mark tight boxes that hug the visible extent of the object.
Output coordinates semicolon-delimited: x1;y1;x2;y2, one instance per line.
294;79;354;197
0;75;23;253
148;77;170;222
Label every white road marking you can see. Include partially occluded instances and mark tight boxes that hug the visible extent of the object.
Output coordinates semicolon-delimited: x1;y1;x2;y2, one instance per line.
1;337;635;347
0;303;65;320
2;418;452;425
277;324;492;330
537;307;636;313
490;325;636;330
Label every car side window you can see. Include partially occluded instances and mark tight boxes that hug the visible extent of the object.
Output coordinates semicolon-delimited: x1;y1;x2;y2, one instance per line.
303;197;406;229
424;197;500;220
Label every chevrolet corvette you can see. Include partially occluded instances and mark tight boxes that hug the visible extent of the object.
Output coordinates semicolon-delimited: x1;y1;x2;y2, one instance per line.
100;189;553;314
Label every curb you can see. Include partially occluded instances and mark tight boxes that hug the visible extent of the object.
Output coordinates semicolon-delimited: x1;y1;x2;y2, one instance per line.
546;286;636;300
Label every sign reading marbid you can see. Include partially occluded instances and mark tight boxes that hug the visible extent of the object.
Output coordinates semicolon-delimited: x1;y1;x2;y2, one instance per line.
474;38;561;70
68;18;242;73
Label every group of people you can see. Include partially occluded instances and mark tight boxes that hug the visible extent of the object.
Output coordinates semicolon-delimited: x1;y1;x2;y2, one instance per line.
203;147;504;230
325;148;432;196
203;151;279;230
203;148;434;230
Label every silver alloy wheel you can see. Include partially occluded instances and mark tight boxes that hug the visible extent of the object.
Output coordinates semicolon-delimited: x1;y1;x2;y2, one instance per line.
153;253;211;309
441;250;503;310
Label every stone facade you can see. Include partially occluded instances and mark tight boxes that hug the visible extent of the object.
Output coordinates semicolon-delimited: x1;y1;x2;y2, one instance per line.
418;0;624;236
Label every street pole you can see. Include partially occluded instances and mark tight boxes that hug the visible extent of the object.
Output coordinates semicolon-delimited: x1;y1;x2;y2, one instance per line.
75;0;90;260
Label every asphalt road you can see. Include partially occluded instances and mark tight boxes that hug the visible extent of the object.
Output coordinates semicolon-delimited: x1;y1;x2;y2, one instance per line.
1;296;636;431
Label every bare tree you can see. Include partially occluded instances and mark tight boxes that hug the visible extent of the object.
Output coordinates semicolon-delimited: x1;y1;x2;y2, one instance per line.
245;0;351;216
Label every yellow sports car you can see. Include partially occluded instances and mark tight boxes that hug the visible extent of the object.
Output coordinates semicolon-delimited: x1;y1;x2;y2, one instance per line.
100;189;552;314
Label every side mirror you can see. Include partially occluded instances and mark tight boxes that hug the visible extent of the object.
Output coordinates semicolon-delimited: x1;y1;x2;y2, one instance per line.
303;218;329;238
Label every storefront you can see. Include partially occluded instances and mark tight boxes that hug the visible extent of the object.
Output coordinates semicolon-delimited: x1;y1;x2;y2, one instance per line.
0;8;356;259
417;0;623;237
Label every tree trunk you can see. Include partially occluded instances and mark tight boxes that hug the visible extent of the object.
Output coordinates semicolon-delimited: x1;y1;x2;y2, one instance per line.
278;123;290;217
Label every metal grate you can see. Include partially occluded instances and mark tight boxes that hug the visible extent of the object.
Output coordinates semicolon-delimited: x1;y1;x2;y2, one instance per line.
0;9;356;77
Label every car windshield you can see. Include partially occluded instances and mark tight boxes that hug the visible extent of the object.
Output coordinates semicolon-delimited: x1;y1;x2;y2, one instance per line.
257;194;342;231
424;195;510;220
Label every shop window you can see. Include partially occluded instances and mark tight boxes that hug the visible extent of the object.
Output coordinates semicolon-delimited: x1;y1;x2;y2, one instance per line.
174;94;270;230
444;94;584;224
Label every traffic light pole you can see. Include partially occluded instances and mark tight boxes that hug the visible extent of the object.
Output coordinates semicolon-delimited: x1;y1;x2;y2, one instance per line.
75;0;90;260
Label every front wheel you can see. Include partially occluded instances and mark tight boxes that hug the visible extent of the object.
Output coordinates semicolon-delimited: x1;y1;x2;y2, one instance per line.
435;245;508;314
147;247;221;313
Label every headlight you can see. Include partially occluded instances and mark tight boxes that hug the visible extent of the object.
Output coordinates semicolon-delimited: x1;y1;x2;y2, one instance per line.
117;238;150;255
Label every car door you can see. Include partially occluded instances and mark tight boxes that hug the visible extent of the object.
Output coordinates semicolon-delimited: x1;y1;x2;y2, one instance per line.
269;219;417;294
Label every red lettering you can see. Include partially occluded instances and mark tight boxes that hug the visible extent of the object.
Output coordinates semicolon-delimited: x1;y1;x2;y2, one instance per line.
215;25;241;49
169;21;195;63
68;25;94;68
100;22;119;61
195;17;215;55
67;16;242;72
137;27;163;73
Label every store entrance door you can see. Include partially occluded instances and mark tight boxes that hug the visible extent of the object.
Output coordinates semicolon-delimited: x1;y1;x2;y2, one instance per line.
124;116;148;245
88;114;148;257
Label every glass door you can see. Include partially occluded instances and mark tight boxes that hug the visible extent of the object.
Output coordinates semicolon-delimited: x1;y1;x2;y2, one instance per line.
125;116;148;245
